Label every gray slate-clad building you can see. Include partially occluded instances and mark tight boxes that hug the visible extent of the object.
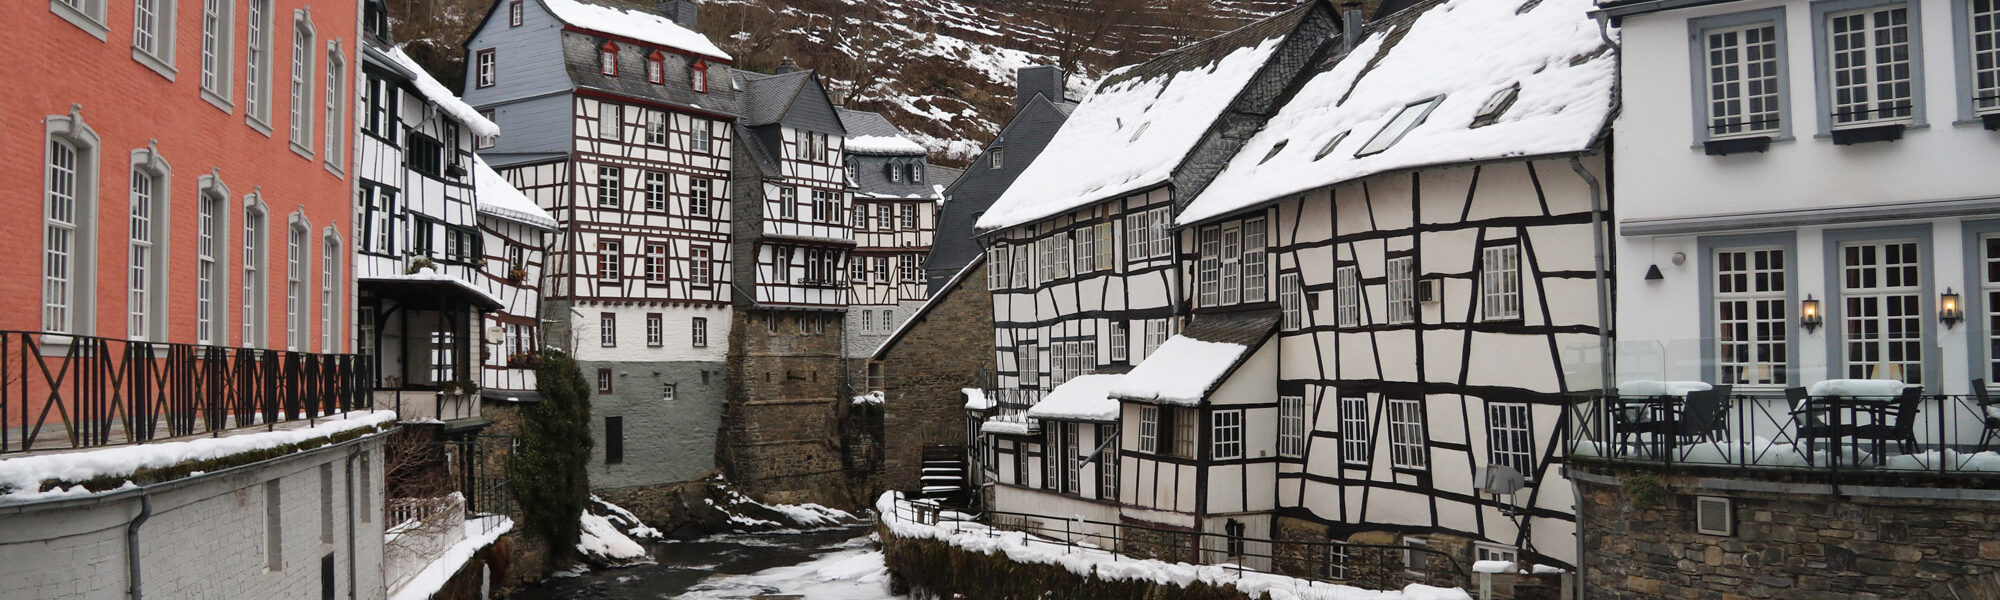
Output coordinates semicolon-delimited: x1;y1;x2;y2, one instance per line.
922;66;1076;293
836;107;942;360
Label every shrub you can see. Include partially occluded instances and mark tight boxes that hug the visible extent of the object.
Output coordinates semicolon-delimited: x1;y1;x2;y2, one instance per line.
509;348;594;560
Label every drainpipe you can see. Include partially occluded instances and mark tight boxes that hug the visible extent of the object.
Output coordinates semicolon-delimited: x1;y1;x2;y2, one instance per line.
1568;155;1610;600
126;493;153;600
346;449;362;600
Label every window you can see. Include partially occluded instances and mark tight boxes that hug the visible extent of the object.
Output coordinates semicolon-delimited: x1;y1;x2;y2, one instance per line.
1244;219;1268;302
1280;273;1304;329
1138;405;1159;453
1323;541;1350;580
642;171;667;212
779;187;797;219
51;0;108;36
128;163;167;341
1198;228;1220;306
989;148;1005;169
1387;256;1416;324
1212;409;1244;460
289;13;316;155
797;313;811;334
1062;422;1082;494
1221;226;1243;305
200;0;234;106
912;164;924;183
321;235;339;352
1480;244;1522;321
1225;520;1246;559
644;242;668;283
596;369;615;394
286;222;305;350
242;205;266;347
901;204;917;229
246;0;273;126
1984;236;2000;380
693;123;712;153
324;46;345;166
773;247;792;283
475;49;496;88
1475;544;1520;566
1126;206;1171;261
1825;4;1915;126
690;179;712;217
597;166;621;208
45;135;93;336
1341;395;1369;464
899;255;919;283
509;0;522;26
1098;424;1120;499
692;317;708;347
597;239;621;282
598;103;621;140
196;188;223;344
1109;321;1128;362
599;43;618;76
1016;344;1039;388
1387;398;1426;470
1279;395;1306;458
645;110;666;146
599;313;616;347
662;383;676;402
880;309;892;331
1972;0;2000;114
1840;240;1924;383
690;246;711;287
1356;97;1444;157
1172;407;1198;459
1335;265;1361;327
874;257;889;284
1488;403;1533;478
878;205;892;231
131;0;177;78
646;313;662;346
1702;20;1783;137
363;75;397;138
888;163;902;183
1716;247;1789;386
647;53;664;84
1142;319;1170;359
692;61;709;93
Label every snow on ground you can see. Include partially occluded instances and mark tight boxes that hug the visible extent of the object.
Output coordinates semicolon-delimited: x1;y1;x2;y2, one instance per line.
580;510;653;564
673;537;898;600
878;492;1470;600
1110;336;1250;405
390;515;513;600
593;495;665;540
715;484;857;529
0;410;397;502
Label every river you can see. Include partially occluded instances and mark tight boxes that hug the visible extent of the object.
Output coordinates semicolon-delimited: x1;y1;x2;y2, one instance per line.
510;523;907;600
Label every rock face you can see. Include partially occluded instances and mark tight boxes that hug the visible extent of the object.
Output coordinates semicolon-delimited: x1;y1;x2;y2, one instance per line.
1574;463;2000;599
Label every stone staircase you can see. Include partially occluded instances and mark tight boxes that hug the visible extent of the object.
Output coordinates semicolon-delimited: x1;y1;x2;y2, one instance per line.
917;444;972;507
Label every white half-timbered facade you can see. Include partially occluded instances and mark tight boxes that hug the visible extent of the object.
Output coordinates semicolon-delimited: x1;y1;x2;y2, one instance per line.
473;157;557;398
837;108;940;357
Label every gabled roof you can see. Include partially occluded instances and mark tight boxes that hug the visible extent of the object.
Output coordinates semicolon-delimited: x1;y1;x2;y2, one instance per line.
736;70;815;127
973;2;1326;232
837;108;928;156
473;156;556;230
1109;311;1279;405
1178;0;1616;225
562;33;742;118
539;0;730;61
369;45;499;139
870;255;985;362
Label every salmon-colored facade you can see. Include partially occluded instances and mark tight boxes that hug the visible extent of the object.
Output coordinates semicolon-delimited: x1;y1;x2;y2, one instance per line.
1;0;358;351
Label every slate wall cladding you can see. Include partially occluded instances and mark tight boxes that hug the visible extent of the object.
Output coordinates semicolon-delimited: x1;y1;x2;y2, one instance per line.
1575;463;2000;600
582;359;727;489
720;309;853;507
873;261;996;493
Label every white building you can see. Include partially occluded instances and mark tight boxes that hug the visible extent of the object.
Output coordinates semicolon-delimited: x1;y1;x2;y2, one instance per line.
473;156;557;399
837;108;940;360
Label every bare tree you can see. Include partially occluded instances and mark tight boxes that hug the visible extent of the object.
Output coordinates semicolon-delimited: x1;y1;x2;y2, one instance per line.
1024;0;1149;73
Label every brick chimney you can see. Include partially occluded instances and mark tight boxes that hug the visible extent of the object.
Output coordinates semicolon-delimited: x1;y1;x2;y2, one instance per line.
654;0;698;29
1015;65;1066;109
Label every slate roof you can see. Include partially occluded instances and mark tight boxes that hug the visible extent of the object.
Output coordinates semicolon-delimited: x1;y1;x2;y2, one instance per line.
1097;1;1318;90
922;93;1074;292
930;165;964;190
1182;310;1282;347
736;70;814;126
835;108;907;141
563;31;743;118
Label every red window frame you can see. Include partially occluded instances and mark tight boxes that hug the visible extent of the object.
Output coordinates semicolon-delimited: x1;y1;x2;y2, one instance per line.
475;49;496;88
647;50;665;84
508;0;523;26
599;41;619;76
692;59;709;93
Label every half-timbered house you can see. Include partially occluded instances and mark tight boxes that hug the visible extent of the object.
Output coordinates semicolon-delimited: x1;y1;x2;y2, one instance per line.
969;2;1341;566
837;107;939;362
925;66;1076;293
473;156;557;400
355;12;503;429
461;0;738;490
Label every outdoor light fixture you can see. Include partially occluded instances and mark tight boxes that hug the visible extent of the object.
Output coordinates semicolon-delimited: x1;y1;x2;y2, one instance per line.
1801;295;1823;334
1645;265;1664;281
1942;288;1963;329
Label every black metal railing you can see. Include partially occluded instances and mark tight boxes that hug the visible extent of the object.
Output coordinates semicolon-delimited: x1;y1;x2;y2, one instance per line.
1;330;373;454
882;494;1468;591
1567;390;2000;479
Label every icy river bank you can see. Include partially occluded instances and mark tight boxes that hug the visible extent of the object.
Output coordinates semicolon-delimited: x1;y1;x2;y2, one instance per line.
511;523;905;599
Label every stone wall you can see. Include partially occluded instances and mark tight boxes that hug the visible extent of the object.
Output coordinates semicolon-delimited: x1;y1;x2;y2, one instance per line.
1265;515;1560;598
721;309;854;507
1574;462;2000;599
872;261;995;494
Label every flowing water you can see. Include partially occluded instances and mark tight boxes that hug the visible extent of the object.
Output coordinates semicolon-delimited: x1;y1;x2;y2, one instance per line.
511;523;906;600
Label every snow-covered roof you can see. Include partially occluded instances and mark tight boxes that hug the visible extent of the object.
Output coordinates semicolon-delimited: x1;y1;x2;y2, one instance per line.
0;411;397;502
838;108;928;155
379;46;499;140
540;0;732;61
974;15;1299;232
981;414;1033;435
1026;374;1124;422
846;134;928;155
963;388;993;411
1109;336;1250;405
473;156;556;230
1177;0;1615;225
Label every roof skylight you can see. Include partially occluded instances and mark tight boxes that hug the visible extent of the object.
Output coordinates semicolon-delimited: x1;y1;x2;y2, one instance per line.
1355;96;1444;157
1314;131;1351;160
1471;84;1520;128
1259;141;1289;164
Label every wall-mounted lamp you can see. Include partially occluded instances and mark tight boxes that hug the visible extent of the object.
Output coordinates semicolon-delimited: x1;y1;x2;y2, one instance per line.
1644;265;1665;281
1942;288;1963;329
1801;295;1823;334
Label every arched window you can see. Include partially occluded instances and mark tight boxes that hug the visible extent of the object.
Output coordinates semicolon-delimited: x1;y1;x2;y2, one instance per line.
129;144;172;341
285;212;310;350
321;228;342;352
242;192;268;348
195;172;232;346
44;108;101;338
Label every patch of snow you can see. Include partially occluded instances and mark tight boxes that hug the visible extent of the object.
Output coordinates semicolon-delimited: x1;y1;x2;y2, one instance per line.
0;411;397;502
963;388;993;410
1531;564;1567;575
1807;379;1909;398
578;511;650;563
473;156;556;230
763;502;857;529
1618;380;1712;396
379;46;498;140
852;390;885;406
1026;374;1123;422
1110;336;1250;405
590;495;663;540
1178;0;1616;225
845;134;928;155
981;413;1033;435
977;36;1289;231
672;544;895;599
541;0;731;60
389;515;512;600
1472;560;1517;574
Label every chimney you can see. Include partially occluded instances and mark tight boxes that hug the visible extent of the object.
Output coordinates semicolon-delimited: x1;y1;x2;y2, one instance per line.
654;0;698;29
1015;65;1066;109
775;57;799;74
1339;1;1366;53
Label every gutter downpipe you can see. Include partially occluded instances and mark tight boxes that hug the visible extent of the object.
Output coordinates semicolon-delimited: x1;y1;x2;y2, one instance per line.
346;448;362;600
126;493;152;600
1569;155;1611;599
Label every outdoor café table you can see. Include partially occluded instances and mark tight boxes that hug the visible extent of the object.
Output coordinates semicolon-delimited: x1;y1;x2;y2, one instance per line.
1612;380;1712;457
1793;379;1911;465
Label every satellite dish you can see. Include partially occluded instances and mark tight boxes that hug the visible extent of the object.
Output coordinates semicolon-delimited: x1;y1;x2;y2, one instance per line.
1474;465;1526;496
485;325;507;345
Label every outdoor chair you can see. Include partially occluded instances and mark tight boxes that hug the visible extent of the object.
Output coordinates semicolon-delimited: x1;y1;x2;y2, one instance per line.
1975;380;1999;452
1613;386;1732;456
1797;386;1922;464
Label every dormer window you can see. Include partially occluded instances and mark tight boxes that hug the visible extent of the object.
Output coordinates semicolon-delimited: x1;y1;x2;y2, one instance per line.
910;164;923;183
647;51;665;84
887;162;902;183
692;59;710;93
599;41;618;76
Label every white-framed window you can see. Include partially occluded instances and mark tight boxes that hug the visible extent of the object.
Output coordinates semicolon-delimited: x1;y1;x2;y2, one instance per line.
662;382;676;402
647;55;664;84
1323;541;1350;581
1716;247;1789;386
988;245;1011;290
1356;97;1443;157
900;254;919;283
693;123;712;153
990;147;1004;169
128;165;164;341
1243;218;1267;303
1826;3;1915;126
1387;398;1426;470
509;0;522;26
1973;0;2000;114
1049;342;1071;387
1480;243;1522;321
1336;264;1361;328
1984;236;2000;380
246;0;273;127
285;222;306;350
1124;206;1171;261
1279;395;1306;458
598;103;622;140
879;310;892;331
878;205;893;230
1142;319;1170;359
773;246;792;284
1109;321;1128;362
1063;422;1082;494
321;234;339;352
1211;409;1245;460
1198;228;1220;306
1703;21;1784;138
52;0;109;37
1280;273;1304;329
1387;256;1415;324
196;188;224;345
1098;423;1120;499
1840;240;1923;383
644;242;668;284
1016;343;1040;388
690;178;712;217
860;309;874;333
644;170;668;212
646;313;662;346
1221;226;1243;306
597;166;621;208
901;204;917;229
288;12;316;154
599;313;616;347
645;110;666;146
242;204;266;347
1138;405;1160;453
324;45;345;166
1010;240;1030;287
692;317;708;347
1487;402;1533;479
690;246;711;287
1340;395;1368;465
200;0;234;105
875;256;890;284
597;239;621;282
1475;544;1520;566
45;139;85;335
599;44;617;76
132;0;178;78
779;187;797;220
1173;407;1198;459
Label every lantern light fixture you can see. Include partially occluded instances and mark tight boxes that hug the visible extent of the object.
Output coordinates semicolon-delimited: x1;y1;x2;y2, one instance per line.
1801;295;1823;334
